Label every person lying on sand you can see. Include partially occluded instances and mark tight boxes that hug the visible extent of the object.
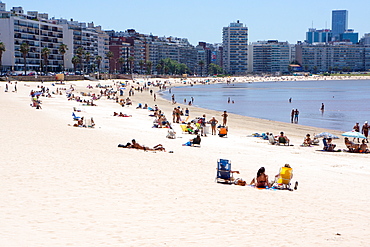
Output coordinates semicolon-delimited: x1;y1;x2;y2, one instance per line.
119;139;165;151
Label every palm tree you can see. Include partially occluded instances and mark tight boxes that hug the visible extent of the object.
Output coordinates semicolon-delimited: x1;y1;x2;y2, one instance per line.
156;64;162;75
58;43;68;72
198;60;205;77
72;56;80;73
159;59;165;74
145;60;153;75
118;57;125;74
127;56;134;74
20;42;30;75
0;42;5;73
164;65;169;75
95;55;102;73
76;47;85;73
41;47;50;74
85;52;91;74
139;60;145;74
106;51;114;73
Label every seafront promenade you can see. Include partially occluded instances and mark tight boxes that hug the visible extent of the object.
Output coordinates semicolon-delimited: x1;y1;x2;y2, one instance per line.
0;76;369;246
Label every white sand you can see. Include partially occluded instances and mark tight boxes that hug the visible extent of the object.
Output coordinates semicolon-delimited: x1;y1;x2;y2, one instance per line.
0;77;369;246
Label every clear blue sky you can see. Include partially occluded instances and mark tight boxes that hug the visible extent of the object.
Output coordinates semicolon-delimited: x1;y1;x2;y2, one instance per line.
6;0;370;45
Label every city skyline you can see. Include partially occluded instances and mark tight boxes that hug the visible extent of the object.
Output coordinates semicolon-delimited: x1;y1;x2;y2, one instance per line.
6;0;370;45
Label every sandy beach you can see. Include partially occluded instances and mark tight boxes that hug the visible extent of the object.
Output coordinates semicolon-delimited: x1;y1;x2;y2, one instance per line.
0;76;369;246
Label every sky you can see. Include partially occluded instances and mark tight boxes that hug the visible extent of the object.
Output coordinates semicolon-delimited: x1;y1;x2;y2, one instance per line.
5;0;370;45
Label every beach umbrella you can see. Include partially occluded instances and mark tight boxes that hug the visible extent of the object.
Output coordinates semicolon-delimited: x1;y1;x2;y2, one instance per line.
314;132;339;139
342;131;366;139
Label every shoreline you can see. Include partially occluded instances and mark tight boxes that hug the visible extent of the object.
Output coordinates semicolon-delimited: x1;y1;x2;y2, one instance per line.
153;77;358;145
1;77;370;246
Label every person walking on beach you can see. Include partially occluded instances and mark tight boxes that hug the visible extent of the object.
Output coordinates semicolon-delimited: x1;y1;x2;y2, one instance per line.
362;121;369;143
321;103;324;111
171;94;175;104
291;109;295;123
289;97;292;103
221;111;228;126
294;109;299;123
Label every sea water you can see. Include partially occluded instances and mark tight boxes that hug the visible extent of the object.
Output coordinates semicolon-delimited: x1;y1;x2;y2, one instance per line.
160;79;370;132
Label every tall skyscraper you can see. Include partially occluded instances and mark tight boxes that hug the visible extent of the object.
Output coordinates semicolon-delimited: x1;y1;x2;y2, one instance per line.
222;21;248;75
332;10;348;41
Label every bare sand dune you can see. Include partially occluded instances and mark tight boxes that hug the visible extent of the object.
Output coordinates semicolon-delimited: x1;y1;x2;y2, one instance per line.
0;77;369;246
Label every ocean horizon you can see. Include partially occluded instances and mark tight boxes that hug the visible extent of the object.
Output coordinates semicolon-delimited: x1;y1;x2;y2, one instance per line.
160;79;370;132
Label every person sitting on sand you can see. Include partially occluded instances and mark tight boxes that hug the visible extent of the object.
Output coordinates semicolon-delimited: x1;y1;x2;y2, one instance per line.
326;138;336;151
268;133;277;145
344;137;359;152
186;122;195;134
250;167;270;188
218;126;228;137
303;134;312;146
182;135;201;146
73;117;84;127
359;139;369;153
278;132;290;145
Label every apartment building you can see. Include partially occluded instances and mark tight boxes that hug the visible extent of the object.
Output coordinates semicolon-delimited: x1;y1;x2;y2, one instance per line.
0;5;64;72
222;21;248;75
296;42;369;72
252;40;290;74
0;2;109;73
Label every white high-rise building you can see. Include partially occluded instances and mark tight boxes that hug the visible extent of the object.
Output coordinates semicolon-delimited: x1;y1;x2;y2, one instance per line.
222;21;248;75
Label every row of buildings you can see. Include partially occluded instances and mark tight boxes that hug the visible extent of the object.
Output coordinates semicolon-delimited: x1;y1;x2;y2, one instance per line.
0;2;370;75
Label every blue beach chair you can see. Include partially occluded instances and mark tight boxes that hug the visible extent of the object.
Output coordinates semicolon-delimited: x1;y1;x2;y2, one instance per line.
216;159;234;184
72;112;81;121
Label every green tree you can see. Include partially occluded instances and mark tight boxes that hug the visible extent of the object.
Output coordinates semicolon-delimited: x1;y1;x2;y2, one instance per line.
198;60;205;76
145;60;153;75
41;47;50;73
0;42;6;73
76;47;85;73
85;52;91;73
72;56;80;72
95;55;102;73
20;42;30;75
139;60;145;74
127;56;134;74
118;57;125;74
164;65;169;75
106;51;114;73
313;66;318;74
156;64;162;75
208;63;224;75
58;43;68;71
